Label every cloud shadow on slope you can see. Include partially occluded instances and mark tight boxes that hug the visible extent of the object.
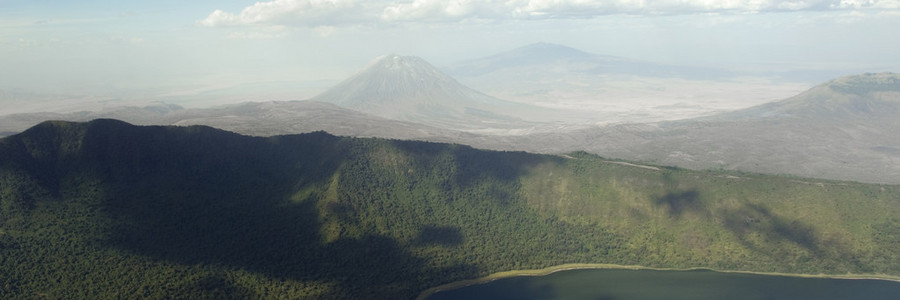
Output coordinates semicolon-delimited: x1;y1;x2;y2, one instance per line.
67;123;478;299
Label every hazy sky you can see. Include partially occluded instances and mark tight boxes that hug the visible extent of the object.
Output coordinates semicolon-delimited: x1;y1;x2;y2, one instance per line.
2;0;899;100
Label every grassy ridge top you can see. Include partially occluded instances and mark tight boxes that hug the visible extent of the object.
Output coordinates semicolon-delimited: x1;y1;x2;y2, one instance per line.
1;119;898;299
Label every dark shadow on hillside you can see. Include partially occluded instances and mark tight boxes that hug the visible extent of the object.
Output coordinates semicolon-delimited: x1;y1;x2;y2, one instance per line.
414;226;463;247
167;271;256;300
870;219;900;273
450;147;555;188
393;141;559;185
69;124;480;299
717;202;868;273
654;189;700;217
721;203;821;255
392;140;559;205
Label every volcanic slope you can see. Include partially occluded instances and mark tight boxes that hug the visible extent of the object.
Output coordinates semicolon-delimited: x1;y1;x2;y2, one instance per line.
309;54;578;133
500;72;900;184
2;119;899;299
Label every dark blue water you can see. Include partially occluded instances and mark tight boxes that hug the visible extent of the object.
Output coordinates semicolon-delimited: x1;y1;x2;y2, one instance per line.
426;268;900;300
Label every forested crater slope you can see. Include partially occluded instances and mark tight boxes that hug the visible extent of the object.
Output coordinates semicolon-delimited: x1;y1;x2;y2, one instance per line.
1;119;898;299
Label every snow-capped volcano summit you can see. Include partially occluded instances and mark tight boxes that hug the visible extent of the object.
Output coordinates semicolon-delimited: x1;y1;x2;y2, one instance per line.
310;54;525;131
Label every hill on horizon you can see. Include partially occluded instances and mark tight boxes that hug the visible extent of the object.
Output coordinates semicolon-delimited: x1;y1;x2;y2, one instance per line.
490;72;900;184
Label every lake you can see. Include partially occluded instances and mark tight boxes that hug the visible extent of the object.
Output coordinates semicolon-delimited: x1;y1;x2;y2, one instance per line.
424;268;900;300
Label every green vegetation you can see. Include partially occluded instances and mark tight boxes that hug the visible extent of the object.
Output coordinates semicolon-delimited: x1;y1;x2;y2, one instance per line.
1;119;899;299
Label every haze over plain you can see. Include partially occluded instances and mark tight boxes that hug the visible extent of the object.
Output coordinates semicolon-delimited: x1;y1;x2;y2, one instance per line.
2;0;899;116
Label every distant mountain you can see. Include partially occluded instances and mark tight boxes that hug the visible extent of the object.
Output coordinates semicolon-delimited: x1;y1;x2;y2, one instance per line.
3;54;559;137
0;46;800;137
2;120;897;299
449;42;735;80
492;73;900;184
309;54;562;132
445;43;809;123
312;55;496;109
448;42;600;77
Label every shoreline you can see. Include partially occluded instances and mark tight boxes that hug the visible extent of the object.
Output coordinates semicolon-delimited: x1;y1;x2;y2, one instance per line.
415;263;900;300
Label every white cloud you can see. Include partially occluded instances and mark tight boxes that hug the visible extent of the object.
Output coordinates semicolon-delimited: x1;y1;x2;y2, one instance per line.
381;0;489;22
199;9;239;27
505;0;860;16
200;0;900;29
199;0;364;27
872;0;900;8
831;0;877;9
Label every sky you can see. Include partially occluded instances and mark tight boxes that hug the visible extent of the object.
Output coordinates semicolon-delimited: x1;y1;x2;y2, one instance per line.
2;0;899;110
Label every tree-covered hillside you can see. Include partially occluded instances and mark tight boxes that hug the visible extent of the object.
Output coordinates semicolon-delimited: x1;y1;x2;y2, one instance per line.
1;119;898;299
